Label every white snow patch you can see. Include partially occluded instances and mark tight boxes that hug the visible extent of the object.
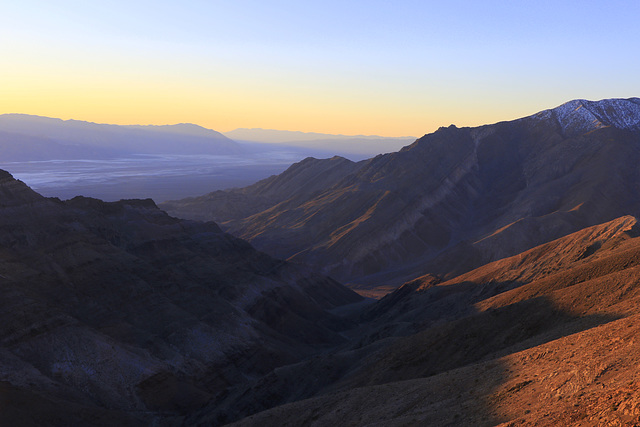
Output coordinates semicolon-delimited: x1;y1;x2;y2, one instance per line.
582;98;640;131
549;98;640;136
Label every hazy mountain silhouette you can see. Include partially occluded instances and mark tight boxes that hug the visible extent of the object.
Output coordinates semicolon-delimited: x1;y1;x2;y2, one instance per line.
0;130;122;161
0;114;243;159
0;115;415;203
225;128;416;160
164;98;640;295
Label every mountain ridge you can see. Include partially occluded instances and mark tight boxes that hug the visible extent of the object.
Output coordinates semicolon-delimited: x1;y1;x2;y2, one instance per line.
1;114;228;136
0;114;243;158
224;127;416;143
162;97;640;295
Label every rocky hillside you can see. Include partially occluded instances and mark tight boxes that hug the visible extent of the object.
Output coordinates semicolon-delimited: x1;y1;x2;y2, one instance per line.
161;155;364;222
214;215;640;426
161;98;640;295
0;171;361;425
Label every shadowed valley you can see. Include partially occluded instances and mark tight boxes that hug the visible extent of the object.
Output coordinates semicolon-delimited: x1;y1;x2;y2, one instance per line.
0;171;361;425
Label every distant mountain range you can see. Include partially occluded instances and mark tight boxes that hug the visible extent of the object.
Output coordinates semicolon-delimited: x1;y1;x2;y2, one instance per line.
0;115;416;162
225;127;416;143
162;97;640;295
0;116;417;203
225;127;417;160
0;114;243;160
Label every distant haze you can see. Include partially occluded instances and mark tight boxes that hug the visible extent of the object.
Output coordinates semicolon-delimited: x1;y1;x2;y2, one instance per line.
225;128;416;144
227;128;416;160
0;114;242;158
0;114;415;202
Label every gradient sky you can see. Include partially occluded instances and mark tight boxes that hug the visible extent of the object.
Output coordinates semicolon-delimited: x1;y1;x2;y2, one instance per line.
1;1;639;137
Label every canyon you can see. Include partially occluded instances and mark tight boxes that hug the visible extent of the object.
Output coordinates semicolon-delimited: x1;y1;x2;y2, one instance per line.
1;98;640;425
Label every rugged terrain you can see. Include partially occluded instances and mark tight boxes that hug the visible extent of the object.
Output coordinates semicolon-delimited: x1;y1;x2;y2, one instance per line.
162;98;640;295
4;98;640;426
0;170;361;425
218;215;640;426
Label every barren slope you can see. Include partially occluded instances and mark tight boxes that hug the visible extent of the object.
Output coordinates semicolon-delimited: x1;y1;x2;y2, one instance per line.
161;155;364;224
163;98;640;293
0;170;361;425
207;216;640;426
231;315;640;427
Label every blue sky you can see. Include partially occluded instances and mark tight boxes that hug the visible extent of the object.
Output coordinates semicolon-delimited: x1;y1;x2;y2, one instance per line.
1;0;638;136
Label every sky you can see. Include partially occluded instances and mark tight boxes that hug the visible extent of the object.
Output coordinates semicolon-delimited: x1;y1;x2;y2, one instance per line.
1;0;639;137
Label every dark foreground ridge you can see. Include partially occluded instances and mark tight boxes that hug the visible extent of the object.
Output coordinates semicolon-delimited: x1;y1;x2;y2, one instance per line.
0;171;361;425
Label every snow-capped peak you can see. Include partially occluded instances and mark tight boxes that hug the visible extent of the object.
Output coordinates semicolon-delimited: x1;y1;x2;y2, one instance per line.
546;98;640;137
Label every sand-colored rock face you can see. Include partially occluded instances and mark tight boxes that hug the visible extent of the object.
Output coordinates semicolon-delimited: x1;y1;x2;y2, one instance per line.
162;98;640;293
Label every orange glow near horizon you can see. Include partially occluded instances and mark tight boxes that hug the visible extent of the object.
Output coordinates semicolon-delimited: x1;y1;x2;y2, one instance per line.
0;74;548;138
2;2;636;138
0;44;579;137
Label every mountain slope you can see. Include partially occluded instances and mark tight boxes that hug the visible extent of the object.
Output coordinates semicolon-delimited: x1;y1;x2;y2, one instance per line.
163;98;640;293
0;170;361;425
216;215;640;426
161;155;365;223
